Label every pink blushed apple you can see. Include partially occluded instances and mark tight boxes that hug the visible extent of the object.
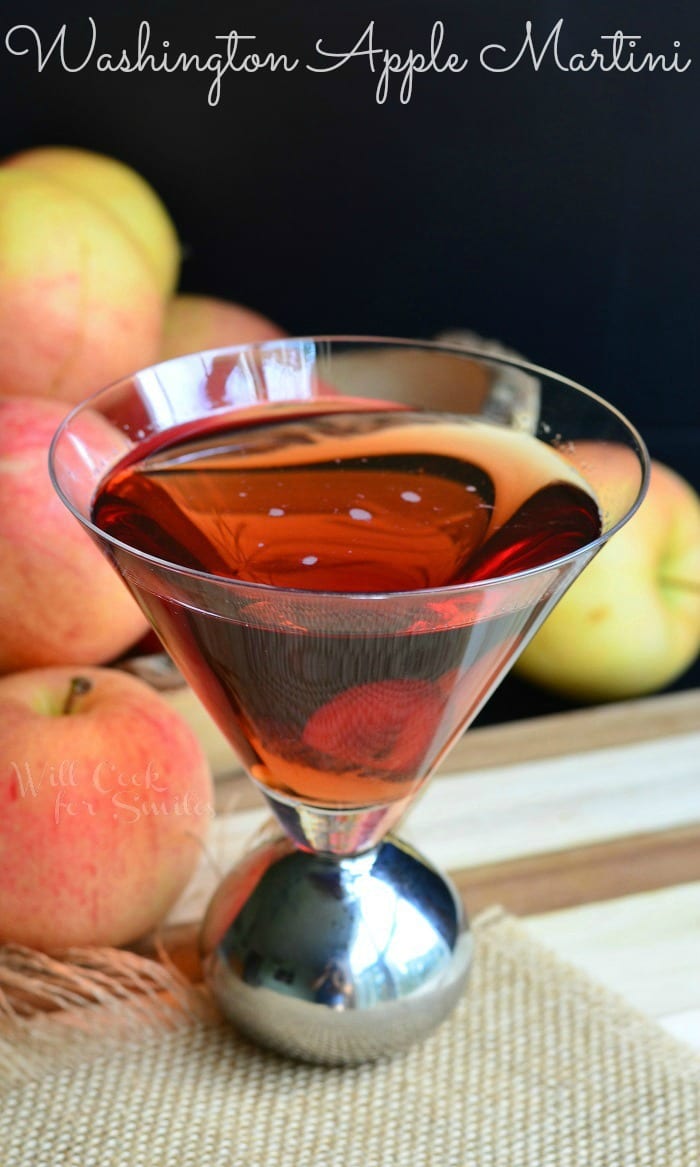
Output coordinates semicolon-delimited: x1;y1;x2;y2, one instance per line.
515;457;700;701
5;145;181;297
0;666;213;950
160;293;286;361
0;167;164;404
0;395;148;671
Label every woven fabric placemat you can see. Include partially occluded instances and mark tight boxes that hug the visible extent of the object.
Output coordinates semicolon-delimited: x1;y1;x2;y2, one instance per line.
0;908;697;1167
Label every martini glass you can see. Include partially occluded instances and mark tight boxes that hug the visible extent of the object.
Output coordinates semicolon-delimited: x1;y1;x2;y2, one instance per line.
50;338;648;1064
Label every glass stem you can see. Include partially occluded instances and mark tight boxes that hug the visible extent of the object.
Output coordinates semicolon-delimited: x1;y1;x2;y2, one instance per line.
260;788;413;857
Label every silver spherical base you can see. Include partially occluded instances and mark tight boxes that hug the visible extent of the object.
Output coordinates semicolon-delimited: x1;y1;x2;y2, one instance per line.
201;832;473;1065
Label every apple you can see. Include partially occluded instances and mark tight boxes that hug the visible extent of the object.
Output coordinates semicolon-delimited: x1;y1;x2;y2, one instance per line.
515;458;700;701
0;396;148;672
0;167;164;404
0;666;213;949
4;145;180;298
160;293;286;361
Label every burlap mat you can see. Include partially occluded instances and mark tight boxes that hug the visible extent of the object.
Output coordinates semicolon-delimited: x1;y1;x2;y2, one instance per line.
0;908;697;1166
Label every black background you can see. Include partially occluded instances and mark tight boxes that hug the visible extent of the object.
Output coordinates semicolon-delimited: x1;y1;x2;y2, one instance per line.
2;0;698;710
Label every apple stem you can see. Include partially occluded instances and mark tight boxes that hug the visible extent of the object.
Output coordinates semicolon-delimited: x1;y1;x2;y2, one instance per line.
62;676;93;715
659;576;700;594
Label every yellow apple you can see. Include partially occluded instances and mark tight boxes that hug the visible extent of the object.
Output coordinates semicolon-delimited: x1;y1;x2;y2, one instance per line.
0;167;165;403
515;459;700;701
0;666;212;949
5;145;180;297
161;293;286;360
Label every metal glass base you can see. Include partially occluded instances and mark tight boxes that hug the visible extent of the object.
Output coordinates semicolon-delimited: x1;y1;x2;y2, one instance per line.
200;831;473;1065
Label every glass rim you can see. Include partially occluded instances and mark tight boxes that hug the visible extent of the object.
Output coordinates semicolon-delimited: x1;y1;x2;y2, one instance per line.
49;334;651;603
